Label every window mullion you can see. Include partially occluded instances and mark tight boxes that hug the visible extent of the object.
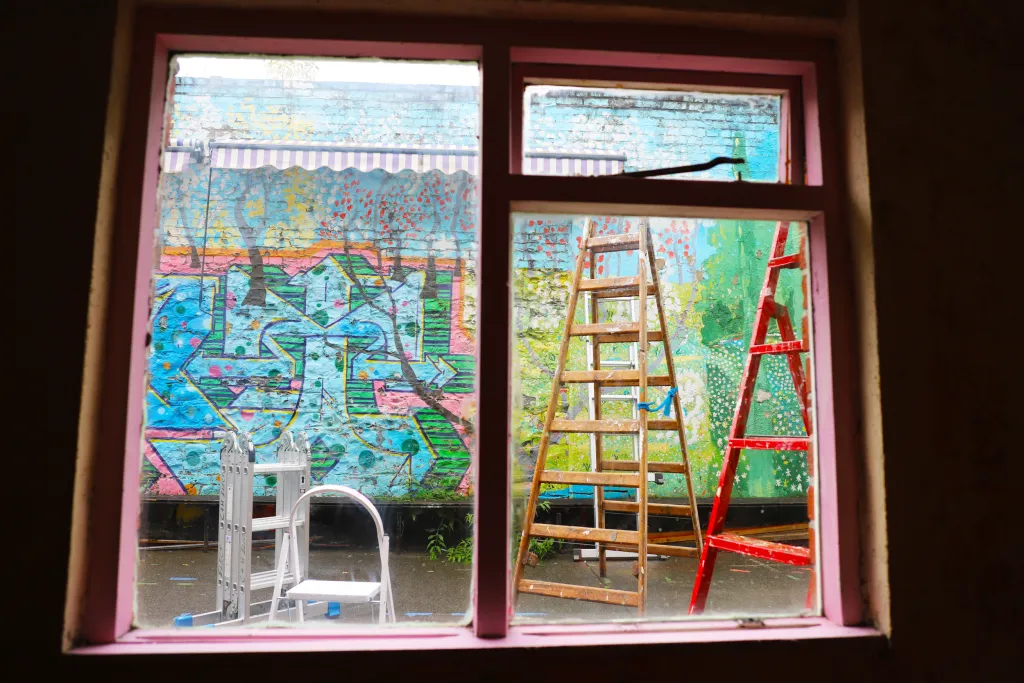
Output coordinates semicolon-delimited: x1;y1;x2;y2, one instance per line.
473;41;513;638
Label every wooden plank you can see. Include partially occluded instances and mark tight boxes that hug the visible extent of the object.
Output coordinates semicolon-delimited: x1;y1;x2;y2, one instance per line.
623;524;810;547
648;418;680;430
562;369;639;383
587;233;640;253
550;418;638;433
578;276;638;291
603;500;692;516
708;533;812;566
594;285;657;299
647;543;700;558
530;523;639;545
539;470;642;487
599;375;672;387
595;330;664;344
728;436;811;451
570;321;639;336
560;371;672;387
749;340;806;355
517;580;639;607
600;460;686;474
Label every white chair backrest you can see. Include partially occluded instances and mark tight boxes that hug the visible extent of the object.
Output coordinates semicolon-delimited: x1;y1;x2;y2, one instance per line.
286;485;387;548
278;485;394;623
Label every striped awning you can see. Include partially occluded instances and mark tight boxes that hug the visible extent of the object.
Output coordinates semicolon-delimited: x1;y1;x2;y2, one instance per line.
162;138;200;173
523;152;626;176
163;140;478;174
162;139;626;177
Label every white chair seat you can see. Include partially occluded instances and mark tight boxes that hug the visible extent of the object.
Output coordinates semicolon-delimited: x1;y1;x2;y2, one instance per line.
287;579;381;603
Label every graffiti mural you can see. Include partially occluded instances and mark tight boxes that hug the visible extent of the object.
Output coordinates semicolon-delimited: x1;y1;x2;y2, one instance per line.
145;164;479;499
510;216;811;502
144;70;804;502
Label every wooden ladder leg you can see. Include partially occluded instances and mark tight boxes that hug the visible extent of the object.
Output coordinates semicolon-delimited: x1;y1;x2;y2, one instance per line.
588;257;608;578
646;223;703;551
512;219;594;607
636;221;650;616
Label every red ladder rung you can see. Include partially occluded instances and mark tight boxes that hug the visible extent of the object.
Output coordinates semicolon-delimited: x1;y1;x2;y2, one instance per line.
728;436;810;451
707;533;812;566
768;253;801;270
749;340;806;355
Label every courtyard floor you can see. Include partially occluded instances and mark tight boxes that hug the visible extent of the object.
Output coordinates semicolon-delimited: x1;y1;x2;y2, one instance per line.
136;545;813;627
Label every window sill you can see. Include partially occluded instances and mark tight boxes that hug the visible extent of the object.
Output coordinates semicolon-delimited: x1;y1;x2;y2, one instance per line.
73;618;881;654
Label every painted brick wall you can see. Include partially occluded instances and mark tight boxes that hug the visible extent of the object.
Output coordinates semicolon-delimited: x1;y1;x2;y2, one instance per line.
170;77;481;147
170;78;779;183
525;86;781;181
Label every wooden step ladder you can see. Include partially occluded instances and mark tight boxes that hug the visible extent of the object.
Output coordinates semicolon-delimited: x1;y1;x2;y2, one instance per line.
512;217;703;616
688;221;816;615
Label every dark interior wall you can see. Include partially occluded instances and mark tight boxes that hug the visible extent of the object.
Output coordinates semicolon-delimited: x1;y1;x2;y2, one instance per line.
18;0;1015;677
856;0;1016;672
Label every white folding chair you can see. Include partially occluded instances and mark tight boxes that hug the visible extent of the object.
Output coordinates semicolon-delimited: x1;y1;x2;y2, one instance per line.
269;485;395;624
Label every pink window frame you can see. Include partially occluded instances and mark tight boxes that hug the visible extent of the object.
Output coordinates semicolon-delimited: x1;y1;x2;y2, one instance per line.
72;5;874;654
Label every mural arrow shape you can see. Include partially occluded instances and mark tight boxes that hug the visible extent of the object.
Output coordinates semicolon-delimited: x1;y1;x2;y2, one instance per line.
349;351;457;390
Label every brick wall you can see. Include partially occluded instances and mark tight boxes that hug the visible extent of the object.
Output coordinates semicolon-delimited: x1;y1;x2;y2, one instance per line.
525;86;781;181
170;77;481;147
170;78;779;182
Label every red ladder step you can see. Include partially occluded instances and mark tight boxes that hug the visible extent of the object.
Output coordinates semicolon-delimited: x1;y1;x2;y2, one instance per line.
707;533;811;566
768;253;801;270
728;436;811;451
749;340;806;355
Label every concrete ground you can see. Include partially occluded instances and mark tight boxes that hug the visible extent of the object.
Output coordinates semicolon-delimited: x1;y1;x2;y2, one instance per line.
137;544;813;627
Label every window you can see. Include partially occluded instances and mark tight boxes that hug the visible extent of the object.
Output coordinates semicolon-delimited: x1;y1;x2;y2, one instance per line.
71;7;869;651
138;55;480;628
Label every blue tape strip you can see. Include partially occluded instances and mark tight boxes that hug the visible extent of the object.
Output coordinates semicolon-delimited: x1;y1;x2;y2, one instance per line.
638;387;679;417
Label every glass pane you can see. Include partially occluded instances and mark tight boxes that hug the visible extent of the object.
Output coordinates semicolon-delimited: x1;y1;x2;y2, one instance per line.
510;214;817;622
136;55;480;628
522;85;782;182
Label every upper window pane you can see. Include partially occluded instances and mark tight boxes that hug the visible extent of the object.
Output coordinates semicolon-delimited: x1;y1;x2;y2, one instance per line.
137;54;480;629
522;85;782;182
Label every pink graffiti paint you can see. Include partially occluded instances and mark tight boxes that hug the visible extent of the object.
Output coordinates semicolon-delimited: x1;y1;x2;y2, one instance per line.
143;441;185;495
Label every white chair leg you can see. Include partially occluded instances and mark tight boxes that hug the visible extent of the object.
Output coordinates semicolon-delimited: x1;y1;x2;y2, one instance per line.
269;531;291;622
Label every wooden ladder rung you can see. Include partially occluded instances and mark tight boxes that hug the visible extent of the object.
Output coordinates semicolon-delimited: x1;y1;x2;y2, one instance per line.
562;369;640;383
578;276;639;291
647;543;700;558
551;419;638;433
538;470;642;487
593;330;664;344
595;285;657;299
587;234;640;253
529;523;640;545
560;371;673;387
517;579;639;607
603;500;692;516
600;460;687;474
570;322;640;336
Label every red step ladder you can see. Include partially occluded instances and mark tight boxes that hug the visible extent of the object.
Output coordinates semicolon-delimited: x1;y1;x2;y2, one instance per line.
689;221;816;615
